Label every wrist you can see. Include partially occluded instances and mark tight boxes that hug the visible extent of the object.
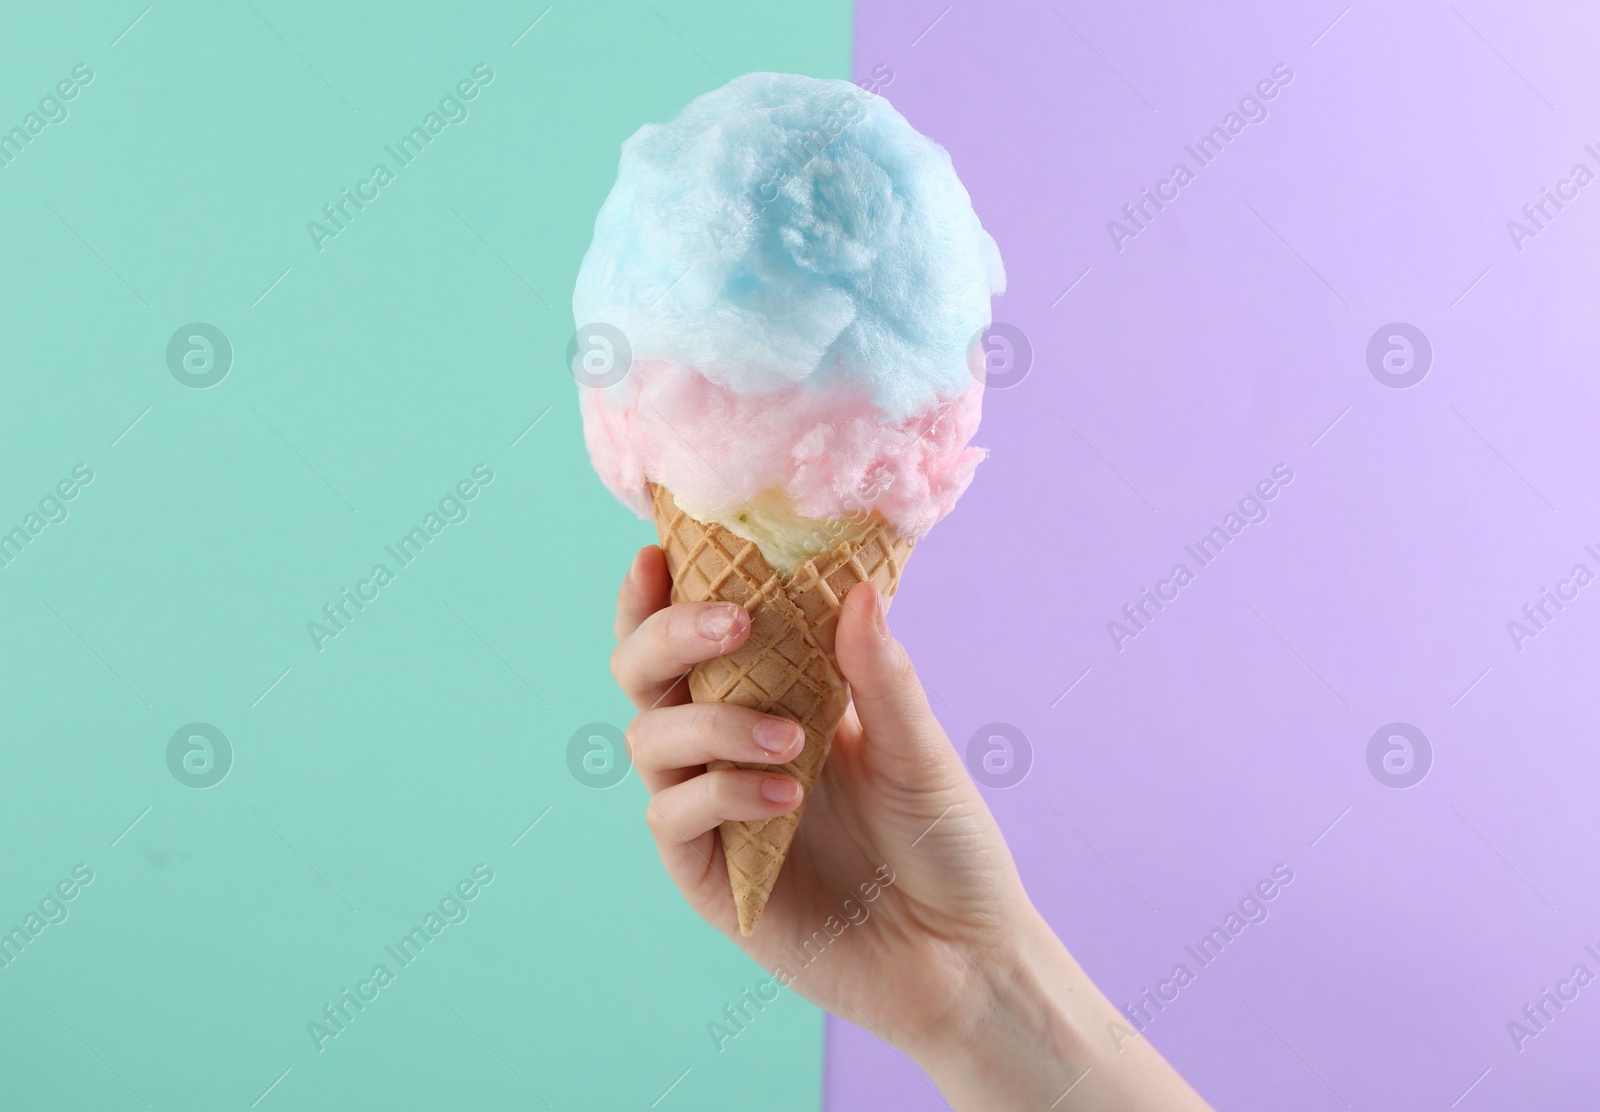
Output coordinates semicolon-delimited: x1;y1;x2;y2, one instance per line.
904;905;1212;1112
908;904;1102;1108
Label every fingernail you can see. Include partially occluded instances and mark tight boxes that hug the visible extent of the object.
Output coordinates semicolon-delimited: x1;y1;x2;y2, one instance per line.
699;605;740;642
753;718;804;756
761;777;802;804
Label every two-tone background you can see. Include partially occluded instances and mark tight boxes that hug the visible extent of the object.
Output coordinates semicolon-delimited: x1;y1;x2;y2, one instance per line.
1;2;1595;1109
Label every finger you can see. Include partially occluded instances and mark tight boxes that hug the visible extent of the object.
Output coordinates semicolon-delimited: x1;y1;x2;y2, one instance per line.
646;768;804;846
834;581;955;781
613;545;670;643
627;703;806;791
610;600;751;709
644;770;804;915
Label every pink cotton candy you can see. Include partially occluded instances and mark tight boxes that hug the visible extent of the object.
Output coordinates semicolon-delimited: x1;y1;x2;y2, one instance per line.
581;360;985;538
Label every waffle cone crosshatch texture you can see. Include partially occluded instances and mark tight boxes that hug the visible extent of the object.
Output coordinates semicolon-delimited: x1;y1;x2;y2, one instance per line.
649;484;915;934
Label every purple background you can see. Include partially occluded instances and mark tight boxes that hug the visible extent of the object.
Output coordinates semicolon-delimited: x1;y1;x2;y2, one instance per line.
834;1;1600;1109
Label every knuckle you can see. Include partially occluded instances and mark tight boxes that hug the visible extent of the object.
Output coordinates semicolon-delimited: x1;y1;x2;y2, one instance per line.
888;639;918;688
666;604;697;644
695;702;726;743
852;646;910;706
705;767;744;811
701;770;729;812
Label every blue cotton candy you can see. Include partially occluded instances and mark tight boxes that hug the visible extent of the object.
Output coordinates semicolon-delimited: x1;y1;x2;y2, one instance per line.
572;72;1006;421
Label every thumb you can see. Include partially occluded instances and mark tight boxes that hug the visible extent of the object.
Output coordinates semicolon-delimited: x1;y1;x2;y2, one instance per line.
834;582;955;780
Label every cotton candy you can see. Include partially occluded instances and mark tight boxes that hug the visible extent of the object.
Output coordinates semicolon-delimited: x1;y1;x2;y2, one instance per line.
574;72;1005;568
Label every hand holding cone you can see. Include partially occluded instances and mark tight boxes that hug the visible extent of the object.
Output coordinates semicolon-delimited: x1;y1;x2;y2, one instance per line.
649;484;914;934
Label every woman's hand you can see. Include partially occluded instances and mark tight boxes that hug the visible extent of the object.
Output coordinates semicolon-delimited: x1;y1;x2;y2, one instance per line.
610;544;1212;1111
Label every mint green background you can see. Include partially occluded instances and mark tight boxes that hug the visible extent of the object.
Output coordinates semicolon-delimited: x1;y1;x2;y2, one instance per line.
0;3;848;1108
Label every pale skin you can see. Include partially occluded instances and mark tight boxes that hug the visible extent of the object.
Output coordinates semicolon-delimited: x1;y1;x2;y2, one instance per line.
612;545;1213;1111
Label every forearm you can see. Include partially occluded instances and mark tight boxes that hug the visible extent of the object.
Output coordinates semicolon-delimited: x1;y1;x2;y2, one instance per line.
913;908;1212;1111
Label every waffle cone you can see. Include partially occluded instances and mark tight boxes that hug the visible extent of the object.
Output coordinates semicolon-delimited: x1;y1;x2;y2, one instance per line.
649;484;915;934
